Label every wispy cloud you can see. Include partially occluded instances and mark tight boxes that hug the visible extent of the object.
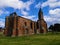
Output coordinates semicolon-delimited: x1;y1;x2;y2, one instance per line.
42;0;60;8
49;8;60;16
35;0;60;8
0;18;5;27
35;2;41;8
0;0;35;22
0;9;9;15
22;15;36;21
0;0;34;10
21;10;28;16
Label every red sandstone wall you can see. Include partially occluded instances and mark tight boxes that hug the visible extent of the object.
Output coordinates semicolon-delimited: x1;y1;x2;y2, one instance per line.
4;17;9;36
17;17;35;36
4;15;47;37
37;20;47;34
41;20;47;33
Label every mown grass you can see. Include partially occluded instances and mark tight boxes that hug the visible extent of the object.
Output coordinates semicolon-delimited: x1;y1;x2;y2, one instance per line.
0;33;60;45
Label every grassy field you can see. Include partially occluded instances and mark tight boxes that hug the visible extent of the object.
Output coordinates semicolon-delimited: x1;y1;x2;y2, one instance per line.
0;33;60;45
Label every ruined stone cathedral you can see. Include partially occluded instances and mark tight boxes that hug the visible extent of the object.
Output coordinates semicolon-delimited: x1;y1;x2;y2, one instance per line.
4;8;47;37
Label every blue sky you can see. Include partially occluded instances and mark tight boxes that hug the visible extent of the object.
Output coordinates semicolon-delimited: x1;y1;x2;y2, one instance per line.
0;0;60;28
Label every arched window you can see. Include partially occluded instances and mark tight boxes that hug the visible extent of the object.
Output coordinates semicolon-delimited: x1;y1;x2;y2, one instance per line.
37;22;39;29
25;22;27;26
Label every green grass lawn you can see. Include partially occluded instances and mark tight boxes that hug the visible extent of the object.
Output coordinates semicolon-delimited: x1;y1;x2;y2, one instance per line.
0;33;60;45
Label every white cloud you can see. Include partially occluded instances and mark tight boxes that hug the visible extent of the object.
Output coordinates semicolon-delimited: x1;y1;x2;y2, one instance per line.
21;10;28;16
35;3;41;8
0;19;5;27
36;0;60;8
24;0;34;10
45;16;60;23
44;8;60;26
0;10;4;15
0;21;5;27
22;15;36;20
49;8;60;17
0;0;34;10
0;0;35;19
44;16;56;22
44;15;60;27
0;9;9;15
49;8;60;15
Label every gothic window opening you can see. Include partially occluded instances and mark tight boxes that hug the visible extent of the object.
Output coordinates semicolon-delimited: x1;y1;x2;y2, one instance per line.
37;22;39;29
24;22;27;26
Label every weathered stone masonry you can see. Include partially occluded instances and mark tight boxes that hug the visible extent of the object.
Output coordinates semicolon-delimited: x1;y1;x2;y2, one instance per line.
4;8;47;36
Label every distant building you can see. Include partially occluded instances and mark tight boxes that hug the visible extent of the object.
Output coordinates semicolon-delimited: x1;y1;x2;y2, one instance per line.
4;8;47;37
